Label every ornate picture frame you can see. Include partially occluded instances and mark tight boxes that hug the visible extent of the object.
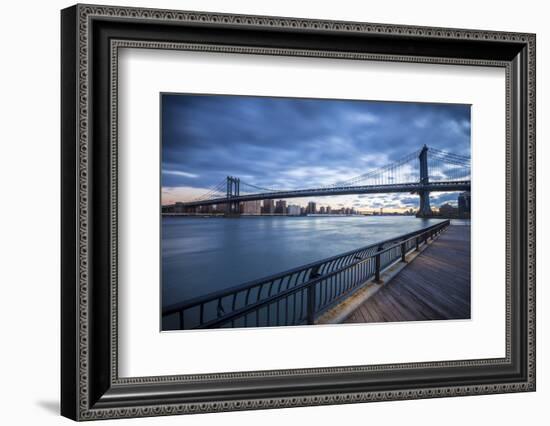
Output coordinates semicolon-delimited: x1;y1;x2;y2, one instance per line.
61;4;535;421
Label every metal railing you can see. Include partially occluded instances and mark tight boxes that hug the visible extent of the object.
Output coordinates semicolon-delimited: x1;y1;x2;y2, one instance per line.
162;220;451;330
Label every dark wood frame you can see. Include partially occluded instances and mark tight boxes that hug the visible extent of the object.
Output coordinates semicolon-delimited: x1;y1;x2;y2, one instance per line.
61;4;536;421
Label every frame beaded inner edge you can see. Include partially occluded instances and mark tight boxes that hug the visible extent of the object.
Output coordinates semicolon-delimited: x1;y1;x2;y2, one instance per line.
109;39;511;384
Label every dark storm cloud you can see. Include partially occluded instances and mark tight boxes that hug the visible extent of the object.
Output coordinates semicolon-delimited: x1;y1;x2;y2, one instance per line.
431;193;461;206
162;94;470;207
399;196;421;207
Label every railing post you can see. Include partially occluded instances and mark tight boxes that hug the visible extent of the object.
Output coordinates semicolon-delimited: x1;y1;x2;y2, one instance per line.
307;283;316;325
415;236;420;251
306;265;321;325
310;265;321;280
401;242;407;262
375;252;381;282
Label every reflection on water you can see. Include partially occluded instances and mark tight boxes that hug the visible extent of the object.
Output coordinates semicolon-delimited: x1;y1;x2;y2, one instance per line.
162;216;446;307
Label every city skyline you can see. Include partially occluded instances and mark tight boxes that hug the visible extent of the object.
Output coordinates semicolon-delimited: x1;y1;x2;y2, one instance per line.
161;94;470;212
165;196;467;217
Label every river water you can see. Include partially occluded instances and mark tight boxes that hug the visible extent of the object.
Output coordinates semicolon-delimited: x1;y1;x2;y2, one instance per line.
162;215;446;308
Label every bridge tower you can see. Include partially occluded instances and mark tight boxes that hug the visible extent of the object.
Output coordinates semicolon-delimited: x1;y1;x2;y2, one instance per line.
416;145;433;217
226;176;241;216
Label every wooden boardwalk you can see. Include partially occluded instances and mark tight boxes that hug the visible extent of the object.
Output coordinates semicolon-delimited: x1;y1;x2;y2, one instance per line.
343;224;471;324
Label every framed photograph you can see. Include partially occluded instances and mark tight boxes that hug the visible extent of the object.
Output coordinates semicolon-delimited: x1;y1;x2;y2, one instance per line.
61;4;536;421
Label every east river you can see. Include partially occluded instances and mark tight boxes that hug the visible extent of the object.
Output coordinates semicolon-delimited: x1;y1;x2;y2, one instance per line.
162;215;447;307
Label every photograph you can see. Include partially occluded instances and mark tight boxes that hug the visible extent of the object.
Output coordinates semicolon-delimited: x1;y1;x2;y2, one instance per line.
160;94;472;331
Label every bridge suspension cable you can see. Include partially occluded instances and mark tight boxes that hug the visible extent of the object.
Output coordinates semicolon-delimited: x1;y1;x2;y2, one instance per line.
180;146;471;203
428;148;470;182
331;148;422;187
239;181;287;194
190;178;227;201
429;148;471;164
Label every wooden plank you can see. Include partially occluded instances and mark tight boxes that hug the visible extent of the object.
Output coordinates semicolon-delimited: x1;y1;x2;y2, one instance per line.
344;225;471;324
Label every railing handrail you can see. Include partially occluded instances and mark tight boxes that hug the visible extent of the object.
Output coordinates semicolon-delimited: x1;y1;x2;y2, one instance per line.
163;219;450;316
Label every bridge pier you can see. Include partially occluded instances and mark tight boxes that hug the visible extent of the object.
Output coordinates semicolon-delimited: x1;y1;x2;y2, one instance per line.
225;176;241;217
416;145;433;218
416;191;433;217
225;201;241;217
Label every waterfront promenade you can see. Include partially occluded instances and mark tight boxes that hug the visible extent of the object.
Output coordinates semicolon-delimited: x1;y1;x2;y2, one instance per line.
343;224;470;323
162;219;470;330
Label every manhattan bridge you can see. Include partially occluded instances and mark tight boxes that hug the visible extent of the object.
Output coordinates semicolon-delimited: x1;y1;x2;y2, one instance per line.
170;145;471;217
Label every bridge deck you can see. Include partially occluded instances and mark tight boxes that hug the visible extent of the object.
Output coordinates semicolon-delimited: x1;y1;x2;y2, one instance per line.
343;224;470;324
177;180;471;208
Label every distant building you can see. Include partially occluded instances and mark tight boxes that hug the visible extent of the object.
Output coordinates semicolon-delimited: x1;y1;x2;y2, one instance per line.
242;200;262;215
319;206;326;214
458;192;471;218
439;203;458;218
306;201;317;214
287;204;301;216
162;204;175;214
262;199;275;214
162;202;189;214
300;206;306;215
211;204;224;214
275;200;287;214
326;206;331;214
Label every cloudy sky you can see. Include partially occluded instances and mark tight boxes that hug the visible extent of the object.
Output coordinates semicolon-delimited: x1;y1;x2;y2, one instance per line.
161;94;470;211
